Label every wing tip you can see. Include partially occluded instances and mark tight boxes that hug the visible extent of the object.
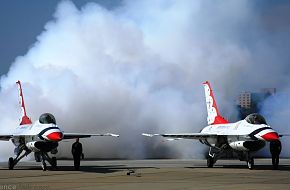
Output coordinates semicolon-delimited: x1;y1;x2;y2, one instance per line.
142;133;154;137
142;133;161;137
104;133;119;137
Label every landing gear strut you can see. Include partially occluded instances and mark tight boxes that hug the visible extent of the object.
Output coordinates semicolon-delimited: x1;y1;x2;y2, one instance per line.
8;145;31;170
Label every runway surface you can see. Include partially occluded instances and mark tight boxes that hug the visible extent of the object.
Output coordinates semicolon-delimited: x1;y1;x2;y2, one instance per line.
0;159;290;190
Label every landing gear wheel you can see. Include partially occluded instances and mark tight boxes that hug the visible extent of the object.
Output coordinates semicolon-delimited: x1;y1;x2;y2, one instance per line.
8;157;14;170
247;158;254;170
51;157;57;169
207;157;214;168
42;162;47;171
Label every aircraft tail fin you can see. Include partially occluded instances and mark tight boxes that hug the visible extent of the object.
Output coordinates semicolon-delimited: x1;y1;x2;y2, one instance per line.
16;81;32;125
203;81;228;125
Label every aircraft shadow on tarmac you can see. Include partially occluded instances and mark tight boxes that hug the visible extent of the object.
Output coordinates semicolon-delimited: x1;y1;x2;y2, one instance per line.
0;165;158;173
186;165;290;171
222;164;290;171
58;165;158;174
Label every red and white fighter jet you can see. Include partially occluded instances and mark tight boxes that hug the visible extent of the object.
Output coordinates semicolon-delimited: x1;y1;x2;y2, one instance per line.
0;81;119;171
143;81;289;169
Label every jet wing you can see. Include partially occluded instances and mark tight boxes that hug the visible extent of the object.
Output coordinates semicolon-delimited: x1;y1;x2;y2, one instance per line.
142;133;217;140
63;133;119;139
0;135;12;141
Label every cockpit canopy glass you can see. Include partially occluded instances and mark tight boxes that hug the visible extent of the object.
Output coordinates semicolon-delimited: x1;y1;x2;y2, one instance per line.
245;113;267;125
39;113;56;124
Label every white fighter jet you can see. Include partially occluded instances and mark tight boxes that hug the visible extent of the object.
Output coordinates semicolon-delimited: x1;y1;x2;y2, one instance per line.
0;81;119;171
143;81;289;169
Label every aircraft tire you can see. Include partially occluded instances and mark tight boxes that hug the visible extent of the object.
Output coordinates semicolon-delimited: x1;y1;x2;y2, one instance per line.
42;162;47;171
207;157;214;168
247;158;254;170
8;157;14;170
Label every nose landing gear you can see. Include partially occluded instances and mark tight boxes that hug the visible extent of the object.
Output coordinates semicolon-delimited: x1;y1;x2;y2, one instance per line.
246;157;254;170
40;152;58;171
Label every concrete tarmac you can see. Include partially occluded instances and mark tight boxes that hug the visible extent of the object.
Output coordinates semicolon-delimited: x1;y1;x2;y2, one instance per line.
0;159;290;190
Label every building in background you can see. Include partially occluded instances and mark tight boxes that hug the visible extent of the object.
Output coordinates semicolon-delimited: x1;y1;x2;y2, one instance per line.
237;88;276;119
238;92;251;109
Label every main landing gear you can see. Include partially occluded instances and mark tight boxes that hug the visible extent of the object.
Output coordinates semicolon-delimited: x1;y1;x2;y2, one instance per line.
8;148;57;171
207;147;255;170
207;156;214;168
8;157;14;170
8;145;31;170
206;147;218;168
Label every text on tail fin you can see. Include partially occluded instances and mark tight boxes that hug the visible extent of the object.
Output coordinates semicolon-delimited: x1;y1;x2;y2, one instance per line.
203;81;228;125
16;80;32;125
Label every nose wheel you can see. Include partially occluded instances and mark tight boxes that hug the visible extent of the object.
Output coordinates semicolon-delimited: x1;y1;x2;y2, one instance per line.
40;153;47;171
41;161;47;171
39;152;57;171
247;157;254;170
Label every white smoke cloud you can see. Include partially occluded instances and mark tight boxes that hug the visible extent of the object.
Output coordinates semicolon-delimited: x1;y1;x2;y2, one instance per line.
260;92;290;157
0;0;289;160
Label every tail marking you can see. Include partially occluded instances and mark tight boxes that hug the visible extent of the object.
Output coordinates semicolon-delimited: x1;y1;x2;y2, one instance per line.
16;80;32;125
203;81;228;125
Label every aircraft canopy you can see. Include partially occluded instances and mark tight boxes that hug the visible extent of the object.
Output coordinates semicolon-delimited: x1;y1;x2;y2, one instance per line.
245;113;267;125
39;113;56;124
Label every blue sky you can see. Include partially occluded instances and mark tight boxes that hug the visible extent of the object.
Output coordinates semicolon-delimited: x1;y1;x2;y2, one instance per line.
0;0;122;76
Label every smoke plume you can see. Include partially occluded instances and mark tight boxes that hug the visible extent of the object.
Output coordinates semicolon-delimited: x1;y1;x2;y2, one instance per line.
0;0;289;160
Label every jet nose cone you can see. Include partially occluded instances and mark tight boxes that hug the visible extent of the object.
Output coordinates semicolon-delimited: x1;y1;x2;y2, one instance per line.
46;132;63;141
261;132;279;141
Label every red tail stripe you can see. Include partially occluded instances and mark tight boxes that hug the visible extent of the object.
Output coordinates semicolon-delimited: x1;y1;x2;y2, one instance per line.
16;80;32;125
203;81;229;125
